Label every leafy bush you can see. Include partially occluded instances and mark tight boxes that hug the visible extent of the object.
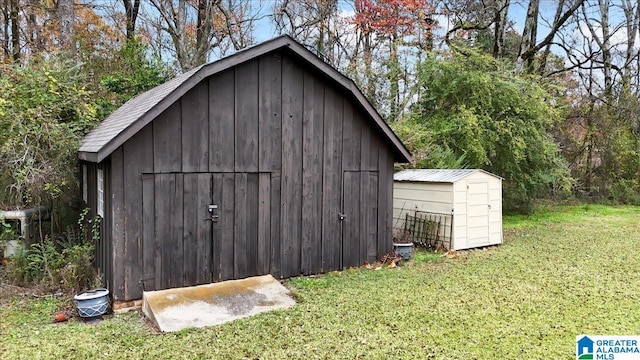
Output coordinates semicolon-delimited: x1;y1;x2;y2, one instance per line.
2;209;101;294
403;51;572;213
610;178;640;205
0;60;99;209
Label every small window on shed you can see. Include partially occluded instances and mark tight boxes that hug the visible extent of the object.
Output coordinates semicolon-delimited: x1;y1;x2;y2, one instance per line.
82;165;88;203
97;169;104;217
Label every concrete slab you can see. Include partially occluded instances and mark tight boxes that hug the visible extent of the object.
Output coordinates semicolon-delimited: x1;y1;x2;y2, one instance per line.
142;275;296;332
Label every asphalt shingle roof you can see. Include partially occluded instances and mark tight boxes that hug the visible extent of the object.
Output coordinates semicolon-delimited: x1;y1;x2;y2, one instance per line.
78;35;412;164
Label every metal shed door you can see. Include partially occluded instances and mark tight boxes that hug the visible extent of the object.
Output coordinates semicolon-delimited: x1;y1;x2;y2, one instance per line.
466;181;491;247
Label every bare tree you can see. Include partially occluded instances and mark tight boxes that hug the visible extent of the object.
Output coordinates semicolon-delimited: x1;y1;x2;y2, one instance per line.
122;0;141;41
146;0;259;71
518;0;586;73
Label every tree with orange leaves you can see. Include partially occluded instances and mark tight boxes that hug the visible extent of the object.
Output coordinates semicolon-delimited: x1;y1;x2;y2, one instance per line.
353;0;434;121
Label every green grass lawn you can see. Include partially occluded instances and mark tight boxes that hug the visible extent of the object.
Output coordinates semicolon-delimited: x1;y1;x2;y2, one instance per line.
2;205;639;359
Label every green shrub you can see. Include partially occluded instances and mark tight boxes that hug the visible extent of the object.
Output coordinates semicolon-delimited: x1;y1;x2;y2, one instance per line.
2;209;101;294
611;178;640;205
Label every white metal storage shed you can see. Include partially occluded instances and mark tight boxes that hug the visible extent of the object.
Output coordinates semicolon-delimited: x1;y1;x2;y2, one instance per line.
393;169;502;250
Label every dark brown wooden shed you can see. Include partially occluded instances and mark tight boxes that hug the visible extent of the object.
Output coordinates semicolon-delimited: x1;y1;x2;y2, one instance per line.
78;35;411;301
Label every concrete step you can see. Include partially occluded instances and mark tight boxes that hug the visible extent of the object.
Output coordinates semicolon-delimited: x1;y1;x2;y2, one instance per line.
142;274;296;332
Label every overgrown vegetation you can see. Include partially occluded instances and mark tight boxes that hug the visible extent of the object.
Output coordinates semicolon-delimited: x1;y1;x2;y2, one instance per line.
0;39;168;295
1;209;101;294
1;205;638;359
393;52;572;212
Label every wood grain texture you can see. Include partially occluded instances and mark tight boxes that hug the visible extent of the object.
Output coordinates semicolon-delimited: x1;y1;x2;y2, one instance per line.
233;173;248;278
257;173;271;274
321;86;343;272
363;172;379;263
141;174;156;292
109;151;125;299
121;125;153;300
235;61;259;172
269;173;282;278
153;103;182;173
209;72;235;172
258;53;282;172
377;147;394;258
341;101;361;171
214;173;235;281
181;82;209;172
280;56;304;278
342;171;361;268
301;72;324;275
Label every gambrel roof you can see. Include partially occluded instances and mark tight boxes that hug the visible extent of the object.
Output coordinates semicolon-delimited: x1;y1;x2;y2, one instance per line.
78;35;412;163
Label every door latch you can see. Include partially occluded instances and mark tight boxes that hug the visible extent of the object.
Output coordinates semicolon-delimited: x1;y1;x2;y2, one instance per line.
339;213;346;220
204;205;220;221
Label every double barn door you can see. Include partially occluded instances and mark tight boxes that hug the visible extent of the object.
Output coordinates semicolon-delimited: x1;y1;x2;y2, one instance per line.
141;172;270;291
140;170;380;291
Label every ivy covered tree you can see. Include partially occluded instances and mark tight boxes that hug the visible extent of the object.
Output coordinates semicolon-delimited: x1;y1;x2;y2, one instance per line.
0;40;169;212
0;60;98;209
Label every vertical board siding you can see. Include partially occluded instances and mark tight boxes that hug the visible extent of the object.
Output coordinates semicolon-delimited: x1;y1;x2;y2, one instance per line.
377;145;394;257
258;53;282;172
141;174;155;291
321;86;344;271
233;173;248;278
257;173;271;274
100;51;404;299
154;174;184;289
181;82;209;172
209;72;235;172
269;173;282;278
109;150;125;299
153;103;182;173
214;173;235;281
103;163;112;295
342;171;361;268
182;175;198;285
363;172;379;262
182;173;213;285
301;71;324;275
245;173;260;277
235;61;259;172
195;174;213;283
280;56;304;278
341;101;362;171
122;125;153;300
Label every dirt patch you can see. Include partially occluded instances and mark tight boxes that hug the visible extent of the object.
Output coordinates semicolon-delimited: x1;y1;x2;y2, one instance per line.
0;283;36;305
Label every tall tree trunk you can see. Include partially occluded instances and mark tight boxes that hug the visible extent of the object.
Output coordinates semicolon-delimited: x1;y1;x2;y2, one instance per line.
57;0;74;52
539;0;565;74
599;0;612;99
519;0;585;73
2;0;9;59
363;30;375;103
518;0;539;71
194;0;212;66
492;0;509;58
9;0;18;62
122;0;141;41
620;0;638;92
389;37;399;121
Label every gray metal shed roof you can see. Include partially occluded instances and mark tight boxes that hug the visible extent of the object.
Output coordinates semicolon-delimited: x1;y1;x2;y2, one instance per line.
79;35;412;164
394;169;502;183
